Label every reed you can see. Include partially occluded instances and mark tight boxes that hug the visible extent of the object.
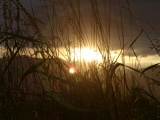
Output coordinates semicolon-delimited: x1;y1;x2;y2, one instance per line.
0;0;159;119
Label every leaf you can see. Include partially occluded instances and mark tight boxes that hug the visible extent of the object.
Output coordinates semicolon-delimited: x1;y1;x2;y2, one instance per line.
110;63;123;80
141;63;160;77
128;30;143;49
0;37;14;44
141;89;160;105
19;60;45;87
0;32;45;45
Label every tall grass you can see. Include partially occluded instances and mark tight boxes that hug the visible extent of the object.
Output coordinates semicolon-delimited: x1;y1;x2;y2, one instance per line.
0;0;159;119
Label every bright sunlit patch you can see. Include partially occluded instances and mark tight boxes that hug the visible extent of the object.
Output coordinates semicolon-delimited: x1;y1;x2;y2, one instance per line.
69;67;76;74
71;47;102;62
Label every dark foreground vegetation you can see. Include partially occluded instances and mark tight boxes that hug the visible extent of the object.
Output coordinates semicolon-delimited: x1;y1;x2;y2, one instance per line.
0;0;160;119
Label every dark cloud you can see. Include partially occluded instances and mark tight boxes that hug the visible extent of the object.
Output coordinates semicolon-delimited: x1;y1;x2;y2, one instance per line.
130;0;160;27
1;0;159;57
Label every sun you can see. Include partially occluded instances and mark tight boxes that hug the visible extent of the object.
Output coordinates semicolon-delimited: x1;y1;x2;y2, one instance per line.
71;47;102;62
69;67;76;74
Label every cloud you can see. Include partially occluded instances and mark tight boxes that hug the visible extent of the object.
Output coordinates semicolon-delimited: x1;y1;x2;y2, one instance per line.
0;0;159;57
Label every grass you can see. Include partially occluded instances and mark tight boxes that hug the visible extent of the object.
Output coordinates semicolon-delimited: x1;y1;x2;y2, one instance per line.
0;0;159;119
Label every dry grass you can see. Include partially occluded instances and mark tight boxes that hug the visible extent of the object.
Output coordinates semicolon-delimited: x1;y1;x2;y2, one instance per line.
0;0;159;119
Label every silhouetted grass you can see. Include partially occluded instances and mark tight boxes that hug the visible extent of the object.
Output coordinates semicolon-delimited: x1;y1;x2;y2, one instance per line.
0;0;159;120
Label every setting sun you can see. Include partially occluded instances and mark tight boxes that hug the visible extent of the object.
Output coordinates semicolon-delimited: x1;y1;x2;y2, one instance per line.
71;47;102;62
69;67;76;74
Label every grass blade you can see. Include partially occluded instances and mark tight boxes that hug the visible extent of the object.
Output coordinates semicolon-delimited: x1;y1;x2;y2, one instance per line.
141;63;160;77
128;30;143;49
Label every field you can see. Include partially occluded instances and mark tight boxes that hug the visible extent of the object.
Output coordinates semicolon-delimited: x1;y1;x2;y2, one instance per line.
0;0;160;119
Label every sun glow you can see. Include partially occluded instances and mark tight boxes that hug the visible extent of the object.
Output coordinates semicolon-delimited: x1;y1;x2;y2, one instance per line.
71;47;102;62
57;47;160;68
69;67;76;74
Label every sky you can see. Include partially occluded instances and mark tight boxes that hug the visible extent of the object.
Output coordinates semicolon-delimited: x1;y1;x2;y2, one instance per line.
0;0;160;67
